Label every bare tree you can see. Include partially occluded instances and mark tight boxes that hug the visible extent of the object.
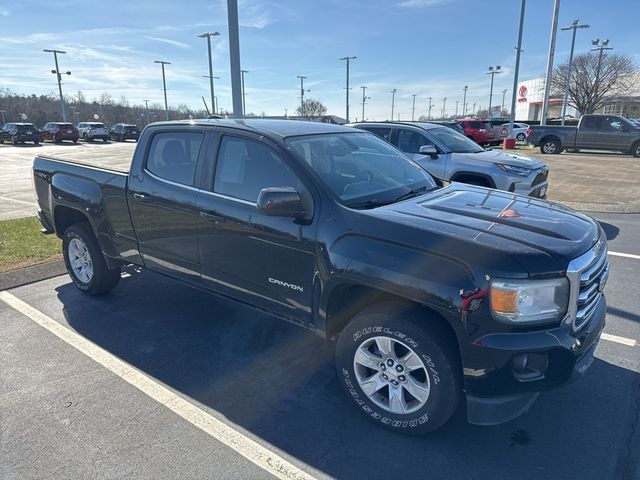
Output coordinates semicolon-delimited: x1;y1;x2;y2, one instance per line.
551;52;636;115
296;98;327;119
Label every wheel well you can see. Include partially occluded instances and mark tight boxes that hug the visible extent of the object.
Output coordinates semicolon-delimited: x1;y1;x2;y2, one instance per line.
450;172;494;188
54;206;90;237
325;285;460;353
540;135;561;145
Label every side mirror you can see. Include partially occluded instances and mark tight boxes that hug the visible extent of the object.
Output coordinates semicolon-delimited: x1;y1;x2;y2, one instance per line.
419;144;438;159
257;187;306;218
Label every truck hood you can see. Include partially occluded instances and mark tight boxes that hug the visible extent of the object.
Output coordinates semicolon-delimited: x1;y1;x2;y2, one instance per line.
449;149;546;170
365;184;599;275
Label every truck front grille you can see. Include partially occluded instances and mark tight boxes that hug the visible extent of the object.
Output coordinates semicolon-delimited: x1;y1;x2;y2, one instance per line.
567;237;608;331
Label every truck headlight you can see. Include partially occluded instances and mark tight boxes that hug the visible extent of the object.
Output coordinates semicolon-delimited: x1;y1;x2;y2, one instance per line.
490;278;569;324
495;163;532;176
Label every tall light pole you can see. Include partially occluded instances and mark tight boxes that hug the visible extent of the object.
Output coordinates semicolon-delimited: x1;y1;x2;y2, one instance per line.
297;76;309;117
361;86;370;121
508;0;526;140
227;0;243;117
427;97;433;120
241;69;249;117
472;102;476;116
560;20;590;125
154;60;171;121
501;89;507;115
455;100;459;118
71;109;79;124
411;94;417;121
462;86;468;117
198;32;220;116
0;110;6;125
202;75;220;113
143;99;150;125
540;0;560;125
486;65;501;119
340;56;356;122
590;39;612;115
442;97;447;119
43;49;70;122
390;89;397;121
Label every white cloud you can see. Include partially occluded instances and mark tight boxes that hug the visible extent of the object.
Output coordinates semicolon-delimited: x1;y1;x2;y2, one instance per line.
397;0;452;7
144;36;191;49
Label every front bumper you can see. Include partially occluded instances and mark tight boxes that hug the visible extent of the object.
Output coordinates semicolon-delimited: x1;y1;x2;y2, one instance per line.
464;294;606;425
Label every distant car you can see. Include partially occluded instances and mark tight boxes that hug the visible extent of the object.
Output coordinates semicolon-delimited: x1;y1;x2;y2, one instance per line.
39;122;79;144
457;119;501;146
0;122;40;145
109;124;141;142
426;121;464;135
502;122;530;142
77;122;110;142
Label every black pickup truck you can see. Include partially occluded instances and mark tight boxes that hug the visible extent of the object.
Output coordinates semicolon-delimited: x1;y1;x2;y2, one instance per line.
529;114;640;156
33;119;608;433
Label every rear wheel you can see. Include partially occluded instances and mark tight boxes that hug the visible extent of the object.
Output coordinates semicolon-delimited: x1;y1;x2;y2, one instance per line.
516;133;526;141
102;138;108;143
63;223;120;295
540;138;562;154
335;303;462;434
11;137;18;145
632;142;640;158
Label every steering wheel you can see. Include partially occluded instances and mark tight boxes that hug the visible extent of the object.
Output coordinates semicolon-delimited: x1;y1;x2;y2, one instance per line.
354;170;375;183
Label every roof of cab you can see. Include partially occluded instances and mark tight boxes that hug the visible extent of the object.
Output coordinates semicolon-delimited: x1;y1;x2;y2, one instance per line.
148;118;355;139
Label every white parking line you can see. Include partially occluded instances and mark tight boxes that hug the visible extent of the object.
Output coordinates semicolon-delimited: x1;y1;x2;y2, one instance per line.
0;291;319;480
609;251;640;261
601;333;638;347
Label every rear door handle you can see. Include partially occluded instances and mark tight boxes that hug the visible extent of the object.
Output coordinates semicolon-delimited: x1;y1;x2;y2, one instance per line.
132;193;151;202
200;211;224;223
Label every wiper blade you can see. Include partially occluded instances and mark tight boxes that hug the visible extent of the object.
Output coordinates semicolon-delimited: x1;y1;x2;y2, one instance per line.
346;199;392;209
393;185;433;203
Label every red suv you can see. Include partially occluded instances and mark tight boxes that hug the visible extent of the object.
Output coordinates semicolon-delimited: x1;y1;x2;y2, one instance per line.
39;122;79;144
458;119;500;146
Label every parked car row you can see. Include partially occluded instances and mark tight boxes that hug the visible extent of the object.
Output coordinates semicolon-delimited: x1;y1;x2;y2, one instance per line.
0;122;141;145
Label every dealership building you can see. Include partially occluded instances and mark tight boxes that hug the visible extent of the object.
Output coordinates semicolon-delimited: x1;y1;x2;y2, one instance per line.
515;75;640;122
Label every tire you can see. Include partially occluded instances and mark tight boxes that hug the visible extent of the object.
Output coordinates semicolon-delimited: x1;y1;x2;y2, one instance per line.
103;138;108;143
335;302;462;434
540;138;562;154
73;138;78;144
632;142;640;158
33;140;39;145
12;137;18;145
63;223;120;295
516;133;526;141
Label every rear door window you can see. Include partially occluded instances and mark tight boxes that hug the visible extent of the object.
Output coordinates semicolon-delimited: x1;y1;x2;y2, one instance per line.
362;127;392;143
582;116;600;130
396;128;434;154
146;132;203;186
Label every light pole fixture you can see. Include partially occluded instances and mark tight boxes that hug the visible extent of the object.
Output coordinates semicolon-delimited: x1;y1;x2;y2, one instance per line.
560;19;590;125
462;86;468;117
390;89;397;121
411;94;417;121
360;86;371;121
340;56;356;122
43;49;70;122
240;69;249;117
154;60;171;121
486;65;501;119
297;75;309;117
591;38;612;114
427;97;433;120
198;32;220;115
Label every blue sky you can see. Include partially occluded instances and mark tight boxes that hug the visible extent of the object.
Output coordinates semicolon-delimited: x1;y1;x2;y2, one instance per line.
0;0;638;120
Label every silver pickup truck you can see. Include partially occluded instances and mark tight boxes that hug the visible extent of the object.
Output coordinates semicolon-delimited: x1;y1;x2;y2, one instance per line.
529;114;640;157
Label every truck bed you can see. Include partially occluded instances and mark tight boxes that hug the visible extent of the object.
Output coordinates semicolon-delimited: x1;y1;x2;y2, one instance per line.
35;153;130;174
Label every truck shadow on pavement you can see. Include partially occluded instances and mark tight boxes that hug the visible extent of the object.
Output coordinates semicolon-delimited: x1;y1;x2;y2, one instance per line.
55;270;639;480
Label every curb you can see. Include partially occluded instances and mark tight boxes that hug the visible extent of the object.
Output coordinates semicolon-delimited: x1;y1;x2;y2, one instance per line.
0;260;67;291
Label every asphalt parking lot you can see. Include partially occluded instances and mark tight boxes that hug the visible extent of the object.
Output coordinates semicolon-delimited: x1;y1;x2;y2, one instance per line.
1;212;639;480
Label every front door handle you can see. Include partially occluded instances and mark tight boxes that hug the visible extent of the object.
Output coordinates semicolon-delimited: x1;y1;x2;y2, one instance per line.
200;211;225;223
132;192;151;202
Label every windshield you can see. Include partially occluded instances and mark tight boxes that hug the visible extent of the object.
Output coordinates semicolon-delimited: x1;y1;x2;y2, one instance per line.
286;132;437;208
429;127;484;153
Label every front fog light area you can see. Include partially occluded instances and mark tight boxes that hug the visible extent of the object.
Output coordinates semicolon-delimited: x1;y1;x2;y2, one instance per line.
490;278;569;325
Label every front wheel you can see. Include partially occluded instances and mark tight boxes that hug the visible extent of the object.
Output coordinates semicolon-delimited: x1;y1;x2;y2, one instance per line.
335;303;461;434
632;142;640;158
63;223;120;295
540;138;562;154
516;133;526;141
